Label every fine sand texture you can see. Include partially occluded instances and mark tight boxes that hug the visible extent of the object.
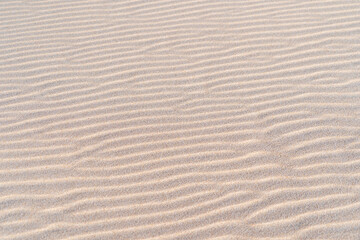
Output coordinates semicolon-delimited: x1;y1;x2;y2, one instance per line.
1;0;360;239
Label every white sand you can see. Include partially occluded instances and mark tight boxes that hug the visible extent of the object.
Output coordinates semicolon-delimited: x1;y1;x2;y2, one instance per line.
1;0;360;239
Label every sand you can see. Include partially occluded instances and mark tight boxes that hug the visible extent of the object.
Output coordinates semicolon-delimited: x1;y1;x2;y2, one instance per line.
1;0;360;239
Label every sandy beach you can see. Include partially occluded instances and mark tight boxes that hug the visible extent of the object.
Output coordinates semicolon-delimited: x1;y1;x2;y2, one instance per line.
1;0;360;239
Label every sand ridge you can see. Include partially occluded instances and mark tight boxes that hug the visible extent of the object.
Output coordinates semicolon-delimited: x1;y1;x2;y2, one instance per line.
1;0;360;239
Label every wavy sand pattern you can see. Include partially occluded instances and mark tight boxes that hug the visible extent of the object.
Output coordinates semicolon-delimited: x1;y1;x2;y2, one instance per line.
1;0;360;239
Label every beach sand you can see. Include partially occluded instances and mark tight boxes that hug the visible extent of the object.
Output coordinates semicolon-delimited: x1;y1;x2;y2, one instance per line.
1;0;360;239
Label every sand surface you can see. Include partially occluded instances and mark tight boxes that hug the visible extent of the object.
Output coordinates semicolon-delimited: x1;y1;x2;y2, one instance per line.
1;0;360;239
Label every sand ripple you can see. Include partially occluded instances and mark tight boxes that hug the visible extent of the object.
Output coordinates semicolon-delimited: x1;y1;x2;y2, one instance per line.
1;0;360;239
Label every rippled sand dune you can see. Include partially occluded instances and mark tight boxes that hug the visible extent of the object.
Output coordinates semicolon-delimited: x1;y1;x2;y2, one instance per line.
1;0;360;239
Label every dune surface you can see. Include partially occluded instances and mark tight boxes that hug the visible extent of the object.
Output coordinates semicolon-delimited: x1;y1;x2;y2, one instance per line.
1;0;360;239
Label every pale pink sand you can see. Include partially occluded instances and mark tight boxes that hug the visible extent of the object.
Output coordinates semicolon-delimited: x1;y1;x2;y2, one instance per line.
1;0;360;239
